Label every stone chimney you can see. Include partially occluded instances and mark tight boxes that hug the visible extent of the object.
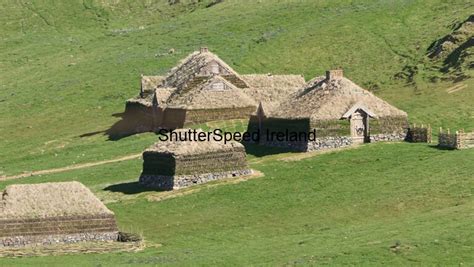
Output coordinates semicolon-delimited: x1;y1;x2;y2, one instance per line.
200;47;209;53
326;69;343;80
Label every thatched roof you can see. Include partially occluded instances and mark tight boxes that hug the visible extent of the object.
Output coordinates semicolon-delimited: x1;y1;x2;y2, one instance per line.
145;129;245;156
166;75;256;109
154;87;176;106
242;74;305;114
0;182;114;219
163;48;249;91
270;71;407;120
142;75;164;91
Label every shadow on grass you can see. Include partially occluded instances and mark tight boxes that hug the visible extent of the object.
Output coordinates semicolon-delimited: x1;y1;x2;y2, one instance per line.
243;142;297;157
79;111;158;141
428;144;456;150
103;181;163;194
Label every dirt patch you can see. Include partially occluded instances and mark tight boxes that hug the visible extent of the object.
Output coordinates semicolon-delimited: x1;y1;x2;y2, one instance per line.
1;154;141;181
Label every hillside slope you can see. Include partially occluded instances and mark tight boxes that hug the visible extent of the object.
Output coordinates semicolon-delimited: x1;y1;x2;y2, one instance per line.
1;0;473;176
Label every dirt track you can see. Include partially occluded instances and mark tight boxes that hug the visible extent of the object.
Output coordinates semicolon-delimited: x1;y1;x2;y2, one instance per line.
0;154;142;181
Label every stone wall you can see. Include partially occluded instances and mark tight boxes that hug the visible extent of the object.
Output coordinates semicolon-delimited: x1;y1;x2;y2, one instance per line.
307;136;353;151
0;215;118;248
369;132;407;143
0;232;118;248
140;169;253;190
258;136;353;152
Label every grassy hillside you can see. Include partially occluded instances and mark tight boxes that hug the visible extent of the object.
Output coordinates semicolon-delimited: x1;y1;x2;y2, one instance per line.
0;143;472;265
1;0;473;176
0;0;473;265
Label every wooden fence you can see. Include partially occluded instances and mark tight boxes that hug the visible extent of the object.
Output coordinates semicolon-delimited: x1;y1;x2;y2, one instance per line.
438;128;474;149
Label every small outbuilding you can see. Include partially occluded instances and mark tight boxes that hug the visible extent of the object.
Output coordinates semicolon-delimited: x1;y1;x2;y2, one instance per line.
0;182;119;248
139;129;251;190
248;70;409;151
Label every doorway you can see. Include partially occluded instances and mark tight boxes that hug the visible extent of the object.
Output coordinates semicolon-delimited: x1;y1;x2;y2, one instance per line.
350;110;368;144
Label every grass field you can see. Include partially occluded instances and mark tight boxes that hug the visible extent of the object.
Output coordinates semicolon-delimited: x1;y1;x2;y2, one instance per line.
0;143;472;265
0;0;473;265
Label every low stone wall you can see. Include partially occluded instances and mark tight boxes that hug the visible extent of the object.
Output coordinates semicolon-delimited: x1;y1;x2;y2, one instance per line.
406;126;432;143
439;130;474;149
369;132;407;143
0;232;118;248
0;215;118;248
140;169;253;190
307;136;353;151
258;136;352;152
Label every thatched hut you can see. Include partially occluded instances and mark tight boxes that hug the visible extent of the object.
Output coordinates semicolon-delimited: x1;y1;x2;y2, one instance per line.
248;70;408;151
124;47;304;132
139;129;251;190
0;182;118;247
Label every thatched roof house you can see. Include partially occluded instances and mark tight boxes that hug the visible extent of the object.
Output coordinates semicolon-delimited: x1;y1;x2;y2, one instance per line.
139;129;251;190
248;70;409;151
123;47;304;132
0;182;118;247
270;70;407;120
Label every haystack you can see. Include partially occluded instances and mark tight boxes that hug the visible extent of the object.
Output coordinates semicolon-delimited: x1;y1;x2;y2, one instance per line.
139;129;251;190
0;182;118;248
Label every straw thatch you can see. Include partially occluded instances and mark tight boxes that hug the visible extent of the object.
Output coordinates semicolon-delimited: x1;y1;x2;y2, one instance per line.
163;48;249;91
165;76;256;109
242;74;305;114
154;87;176;106
270;74;407;120
141;75;165;91
145;129;245;156
0;181;114;219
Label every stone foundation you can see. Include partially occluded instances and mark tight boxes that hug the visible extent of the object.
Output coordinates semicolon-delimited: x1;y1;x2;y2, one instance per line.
369;132;407;143
307;136;353;151
258;136;352;152
139;169;253;190
0;232;118;248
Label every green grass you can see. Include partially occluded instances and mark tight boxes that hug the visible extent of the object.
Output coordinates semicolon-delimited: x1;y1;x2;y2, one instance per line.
0;143;472;265
1;0;474;176
0;0;473;265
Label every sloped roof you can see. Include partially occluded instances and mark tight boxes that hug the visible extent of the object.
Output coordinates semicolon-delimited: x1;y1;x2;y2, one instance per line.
163;49;249;90
154;87;176;106
270;74;407;120
166;75;256;109
242;74;305;114
141;75;164;91
0;182;114;220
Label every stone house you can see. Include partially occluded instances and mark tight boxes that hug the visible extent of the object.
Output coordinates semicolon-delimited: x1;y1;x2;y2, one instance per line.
247;70;409;151
124;47;305;132
0;182;119;247
139;129;251;190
